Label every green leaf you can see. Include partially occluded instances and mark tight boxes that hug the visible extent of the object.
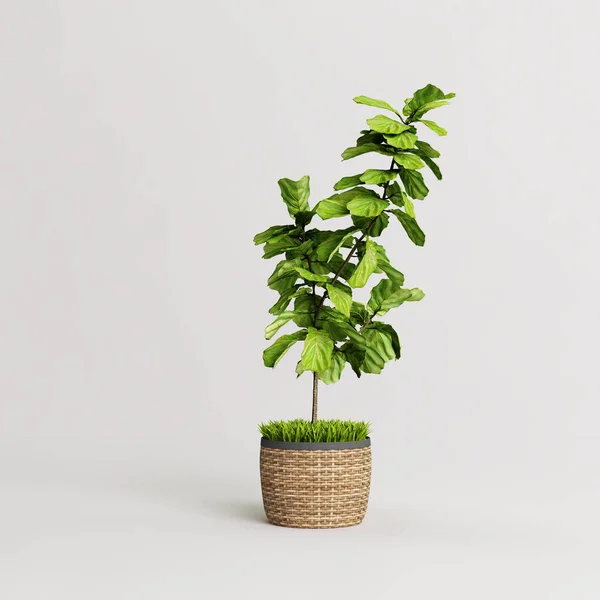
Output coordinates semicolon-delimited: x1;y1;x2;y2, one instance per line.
367;279;424;316
403;84;455;118
384;132;418;149
419;119;447;136
292;294;317;328
263;330;307;368
359;169;397;185
347;239;378;288
390;209;426;246
403;197;416;218
315;228;356;263
278;176;310;218
415;140;440;158
399;168;429;200
366;115;410;135
285;239;315;260
419;154;442;180
373;243;405;286
388;187;407;208
326;284;352;318
254;225;295;246
361;327;397;373
341;143;393;160
352;212;389;237
353;96;398;114
366;322;401;360
267;259;301;292
265;311;296;340
319;351;346;384
394;153;425;170
315;193;351;220
262;235;300;259
301;328;334;372
334;174;364;191
341;341;365;377
347;196;389;217
349;302;370;327
269;286;309;315
356;130;385;146
293;266;330;283
294;210;316;226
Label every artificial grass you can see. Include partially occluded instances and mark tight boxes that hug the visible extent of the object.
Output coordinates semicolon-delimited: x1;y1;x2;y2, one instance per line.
258;419;371;443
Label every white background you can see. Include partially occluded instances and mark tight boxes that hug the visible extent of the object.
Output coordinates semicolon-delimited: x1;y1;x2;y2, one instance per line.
1;1;599;597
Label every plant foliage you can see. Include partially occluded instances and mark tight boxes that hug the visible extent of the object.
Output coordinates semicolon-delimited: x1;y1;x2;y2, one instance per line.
258;419;371;443
254;84;454;407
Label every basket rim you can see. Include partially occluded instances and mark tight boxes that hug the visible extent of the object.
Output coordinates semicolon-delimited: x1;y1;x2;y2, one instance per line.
260;437;371;451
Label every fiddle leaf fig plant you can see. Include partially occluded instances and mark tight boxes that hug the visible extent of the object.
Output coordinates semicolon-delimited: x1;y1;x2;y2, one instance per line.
255;84;455;423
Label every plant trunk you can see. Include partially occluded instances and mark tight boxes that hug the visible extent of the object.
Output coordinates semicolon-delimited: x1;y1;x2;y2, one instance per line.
311;372;319;422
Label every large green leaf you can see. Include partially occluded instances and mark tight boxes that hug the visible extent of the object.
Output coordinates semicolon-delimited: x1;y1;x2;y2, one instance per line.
390;209;426;246
292;294;317;328
319;351;346;384
356;131;385;146
418;154;442;180
267;259;301;292
269;285;309;315
278;176;310;217
359;169;398;185
352;212;389;237
384;132;418;149
367;279;424;316
285;239;315;260
315;193;351;220
326;283;352;318
254;225;295;246
403;84;455;119
365;322;401;360
347;239;378;288
415;140;440;158
341;341;366;377
403;197;416;218
366;115;410;135
349;301;370;327
294;210;316;226
293;266;330;283
315;228;356;263
262;235;300;259
347;196;389;217
361;327;396;373
373;243;405;286
263;330;307;368
353;96;398;114
341;143;393;160
301;328;334;372
265;311;296;340
399;168;429;200
419;119;447;136
394;153;424;170
334;174;364;191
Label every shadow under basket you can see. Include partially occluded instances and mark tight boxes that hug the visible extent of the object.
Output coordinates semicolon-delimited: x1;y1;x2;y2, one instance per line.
259;437;372;529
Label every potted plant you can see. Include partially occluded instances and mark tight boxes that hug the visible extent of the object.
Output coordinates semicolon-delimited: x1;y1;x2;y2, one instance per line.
255;84;455;528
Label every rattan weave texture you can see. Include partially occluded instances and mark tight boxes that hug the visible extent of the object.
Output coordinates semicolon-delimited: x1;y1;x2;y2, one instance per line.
260;445;372;529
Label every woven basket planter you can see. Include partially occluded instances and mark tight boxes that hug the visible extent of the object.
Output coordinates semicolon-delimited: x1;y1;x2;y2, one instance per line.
259;437;372;529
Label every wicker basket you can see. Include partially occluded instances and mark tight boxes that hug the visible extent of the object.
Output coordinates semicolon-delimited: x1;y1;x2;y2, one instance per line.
259;437;372;529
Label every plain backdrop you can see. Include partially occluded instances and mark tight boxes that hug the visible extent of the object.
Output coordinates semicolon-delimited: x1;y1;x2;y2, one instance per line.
1;1;599;598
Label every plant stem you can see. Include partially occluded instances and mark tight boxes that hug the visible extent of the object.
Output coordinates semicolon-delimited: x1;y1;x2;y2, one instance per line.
308;156;396;423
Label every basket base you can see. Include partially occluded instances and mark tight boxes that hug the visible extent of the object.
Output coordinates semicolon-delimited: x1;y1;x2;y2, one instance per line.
260;444;372;529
